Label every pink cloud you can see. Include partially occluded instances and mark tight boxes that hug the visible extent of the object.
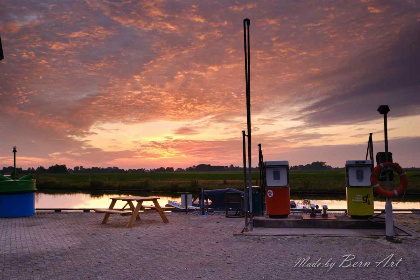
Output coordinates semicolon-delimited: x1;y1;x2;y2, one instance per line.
0;0;419;169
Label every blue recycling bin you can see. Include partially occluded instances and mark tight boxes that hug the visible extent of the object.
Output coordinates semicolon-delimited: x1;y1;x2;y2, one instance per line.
0;174;36;218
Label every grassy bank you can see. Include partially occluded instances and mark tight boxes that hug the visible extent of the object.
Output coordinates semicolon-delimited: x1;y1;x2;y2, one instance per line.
33;170;420;195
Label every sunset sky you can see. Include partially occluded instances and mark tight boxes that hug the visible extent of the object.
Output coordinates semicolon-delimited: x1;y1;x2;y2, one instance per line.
0;0;419;169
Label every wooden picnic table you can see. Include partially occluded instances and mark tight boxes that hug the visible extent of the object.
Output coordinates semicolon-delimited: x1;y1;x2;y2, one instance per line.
95;196;169;228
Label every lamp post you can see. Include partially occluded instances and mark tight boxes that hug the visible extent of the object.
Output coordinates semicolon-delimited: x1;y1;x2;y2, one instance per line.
377;105;395;239
13;146;17;180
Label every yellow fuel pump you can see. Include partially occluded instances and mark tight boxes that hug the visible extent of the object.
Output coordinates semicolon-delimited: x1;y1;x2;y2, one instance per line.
345;160;374;217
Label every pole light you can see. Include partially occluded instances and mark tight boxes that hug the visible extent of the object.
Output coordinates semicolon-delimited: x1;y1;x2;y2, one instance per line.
377;105;395;239
13;146;17;180
377;105;390;157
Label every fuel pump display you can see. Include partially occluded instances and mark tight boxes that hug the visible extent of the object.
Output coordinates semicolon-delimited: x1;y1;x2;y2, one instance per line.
345;160;374;217
264;161;290;218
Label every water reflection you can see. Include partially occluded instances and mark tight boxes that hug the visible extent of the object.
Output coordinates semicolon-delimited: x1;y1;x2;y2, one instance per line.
35;192;179;209
296;199;420;210
35;192;420;210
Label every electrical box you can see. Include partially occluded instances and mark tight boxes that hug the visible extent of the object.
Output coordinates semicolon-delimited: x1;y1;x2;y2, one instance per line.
345;160;374;217
264;161;290;218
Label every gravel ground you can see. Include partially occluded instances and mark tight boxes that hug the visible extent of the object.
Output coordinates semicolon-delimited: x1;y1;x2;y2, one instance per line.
0;212;419;280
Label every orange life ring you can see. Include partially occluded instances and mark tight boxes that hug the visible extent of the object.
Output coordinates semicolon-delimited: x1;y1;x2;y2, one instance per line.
370;162;408;198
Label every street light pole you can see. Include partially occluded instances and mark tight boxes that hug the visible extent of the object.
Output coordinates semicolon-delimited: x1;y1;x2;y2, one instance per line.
377;105;395;239
13;146;17;180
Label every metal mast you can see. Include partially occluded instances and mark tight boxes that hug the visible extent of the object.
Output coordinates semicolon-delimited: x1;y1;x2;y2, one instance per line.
377;105;395;239
243;18;253;230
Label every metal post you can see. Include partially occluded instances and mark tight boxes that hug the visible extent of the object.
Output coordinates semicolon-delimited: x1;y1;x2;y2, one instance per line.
0;36;4;61
258;144;265;215
243;18;253;231
366;133;374;169
365;133;371;160
13;146;17;180
200;188;206;216
378;105;394;239
242;131;248;228
384;113;388;156
258;144;262;187
384;112;395;239
369;133;374;170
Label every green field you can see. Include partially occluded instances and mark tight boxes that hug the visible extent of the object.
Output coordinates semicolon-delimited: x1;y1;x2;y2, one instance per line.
33;170;420;195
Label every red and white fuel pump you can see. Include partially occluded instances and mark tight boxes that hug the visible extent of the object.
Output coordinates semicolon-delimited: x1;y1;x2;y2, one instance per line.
264;161;290;218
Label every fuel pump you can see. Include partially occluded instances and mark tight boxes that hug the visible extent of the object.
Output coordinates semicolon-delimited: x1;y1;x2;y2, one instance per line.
345;160;374;217
264;161;290;218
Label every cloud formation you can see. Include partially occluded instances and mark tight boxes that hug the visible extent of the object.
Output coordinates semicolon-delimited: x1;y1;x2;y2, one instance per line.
0;0;419;168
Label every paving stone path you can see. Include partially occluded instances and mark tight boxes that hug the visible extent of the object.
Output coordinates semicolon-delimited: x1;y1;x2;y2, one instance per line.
0;212;419;280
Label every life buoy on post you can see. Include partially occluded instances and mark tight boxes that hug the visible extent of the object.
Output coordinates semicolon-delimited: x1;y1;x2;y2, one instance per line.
370;162;408;198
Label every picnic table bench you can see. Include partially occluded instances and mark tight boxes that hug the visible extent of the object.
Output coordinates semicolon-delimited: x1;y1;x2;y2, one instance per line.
94;196;170;227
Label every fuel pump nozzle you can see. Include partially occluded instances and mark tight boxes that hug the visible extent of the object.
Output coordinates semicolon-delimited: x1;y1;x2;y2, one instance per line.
322;205;328;218
310;204;318;217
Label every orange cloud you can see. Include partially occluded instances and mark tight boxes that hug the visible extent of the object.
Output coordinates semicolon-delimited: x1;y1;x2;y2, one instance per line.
1;0;419;169
367;7;382;13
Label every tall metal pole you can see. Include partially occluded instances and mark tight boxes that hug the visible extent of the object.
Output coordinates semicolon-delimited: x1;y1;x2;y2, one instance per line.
258;144;262;188
243;18;253;230
384;114;388;156
378;105;394;239
242;131;248;228
384;112;395;239
369;134;374;170
0;36;4;61
13;146;17;180
258;144;265;215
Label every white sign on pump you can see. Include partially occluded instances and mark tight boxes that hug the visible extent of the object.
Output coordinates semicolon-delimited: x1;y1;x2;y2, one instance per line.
266;166;288;187
345;160;373;187
348;166;372;186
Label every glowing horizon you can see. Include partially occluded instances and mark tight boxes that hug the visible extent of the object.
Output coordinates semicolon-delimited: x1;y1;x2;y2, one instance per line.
1;0;419;169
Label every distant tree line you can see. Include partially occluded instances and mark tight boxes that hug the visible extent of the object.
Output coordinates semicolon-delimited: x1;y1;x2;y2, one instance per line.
1;163;251;175
0;162;353;176
2;164;69;174
290;161;333;171
1;161;418;176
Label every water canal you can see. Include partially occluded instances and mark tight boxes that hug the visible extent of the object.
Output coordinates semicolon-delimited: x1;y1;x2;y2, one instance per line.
35;191;420;210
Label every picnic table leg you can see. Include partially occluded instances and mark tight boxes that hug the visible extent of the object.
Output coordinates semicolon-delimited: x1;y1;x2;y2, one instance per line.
128;201;143;228
102;199;117;224
153;199;169;223
128;201;141;220
122;202;129;210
